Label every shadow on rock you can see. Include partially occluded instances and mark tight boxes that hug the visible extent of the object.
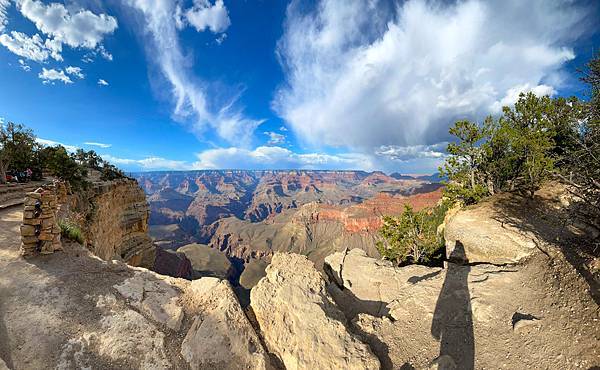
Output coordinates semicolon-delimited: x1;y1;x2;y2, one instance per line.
431;241;474;370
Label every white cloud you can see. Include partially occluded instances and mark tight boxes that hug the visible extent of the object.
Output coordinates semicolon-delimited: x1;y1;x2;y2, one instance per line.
215;32;227;45
264;131;286;145
375;143;447;161
66;66;84;79
101;154;190;171
490;83;557;113
97;78;108;86
16;0;117;49
0;31;62;62
36;138;77;152
125;0;262;147
185;0;230;33
193;146;374;170
0;0;10;33
84;141;111;148
274;0;591;156
18;59;31;71
279;126;288;131
38;67;72;84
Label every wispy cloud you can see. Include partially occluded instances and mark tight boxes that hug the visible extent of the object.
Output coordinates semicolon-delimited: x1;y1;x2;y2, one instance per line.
101;154;190;171
97;79;109;86
18;59;31;72
125;0;262;147
264;131;286;145
36;138;77;152
84;141;111;148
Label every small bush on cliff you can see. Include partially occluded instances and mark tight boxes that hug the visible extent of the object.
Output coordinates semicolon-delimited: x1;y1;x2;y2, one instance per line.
58;220;84;244
376;204;447;265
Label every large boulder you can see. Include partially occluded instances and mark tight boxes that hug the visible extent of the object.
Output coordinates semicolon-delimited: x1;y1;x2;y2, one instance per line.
181;277;270;369
250;253;380;370
443;199;538;264
324;248;441;318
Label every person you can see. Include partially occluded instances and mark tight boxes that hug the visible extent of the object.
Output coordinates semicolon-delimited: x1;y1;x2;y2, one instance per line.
26;168;32;181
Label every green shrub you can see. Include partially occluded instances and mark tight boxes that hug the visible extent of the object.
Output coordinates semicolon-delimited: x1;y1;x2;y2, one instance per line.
58;220;85;244
376;203;447;265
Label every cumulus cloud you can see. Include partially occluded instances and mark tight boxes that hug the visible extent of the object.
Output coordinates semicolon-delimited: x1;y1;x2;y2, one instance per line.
185;0;230;33
16;0;117;49
84;141;111;148
274;0;592;160
66;66;84;79
97;78;108;86
193;146;374;170
0;31;62;62
38;67;72;84
375;143;447;161
126;0;262;147
264;131;286;145
18;59;30;71
490;84;557;113
0;0;9;33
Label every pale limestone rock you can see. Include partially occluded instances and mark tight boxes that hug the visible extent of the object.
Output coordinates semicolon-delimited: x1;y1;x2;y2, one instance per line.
251;253;380;370
324;248;441;318
0;357;9;370
181;277;270;369
444;202;537;264
114;270;184;330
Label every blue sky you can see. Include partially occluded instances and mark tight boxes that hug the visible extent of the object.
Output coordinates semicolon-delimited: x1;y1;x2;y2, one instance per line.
0;0;598;173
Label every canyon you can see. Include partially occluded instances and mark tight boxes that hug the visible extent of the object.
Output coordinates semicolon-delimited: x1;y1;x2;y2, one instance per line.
0;176;598;369
135;170;444;285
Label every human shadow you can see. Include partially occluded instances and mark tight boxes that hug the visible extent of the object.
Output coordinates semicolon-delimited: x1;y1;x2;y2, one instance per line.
431;242;474;369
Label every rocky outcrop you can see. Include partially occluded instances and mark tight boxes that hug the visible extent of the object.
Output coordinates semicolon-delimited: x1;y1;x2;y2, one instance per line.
181;277;270;369
83;179;155;267
152;247;193;279
250;253;380;369
177;243;234;280
1;204;272;370
324;248;441;318
444;196;541;265
323;246;600;370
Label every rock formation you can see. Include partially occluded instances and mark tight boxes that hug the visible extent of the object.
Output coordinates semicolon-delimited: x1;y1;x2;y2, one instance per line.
250;253;380;370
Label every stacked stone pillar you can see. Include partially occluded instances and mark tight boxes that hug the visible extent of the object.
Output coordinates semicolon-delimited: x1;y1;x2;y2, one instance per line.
20;184;62;257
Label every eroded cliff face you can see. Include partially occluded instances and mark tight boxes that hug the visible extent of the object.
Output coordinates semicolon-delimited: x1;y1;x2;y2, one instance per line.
58;178;156;268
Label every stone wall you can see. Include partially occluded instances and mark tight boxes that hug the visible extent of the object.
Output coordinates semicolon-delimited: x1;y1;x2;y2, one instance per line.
20;181;67;256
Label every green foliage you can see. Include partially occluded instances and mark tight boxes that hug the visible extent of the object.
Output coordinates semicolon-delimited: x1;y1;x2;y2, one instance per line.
439;119;490;205
39;146;89;190
376;204;447;265
441;91;581;204
0;122;38;183
58;219;85;244
558;53;600;222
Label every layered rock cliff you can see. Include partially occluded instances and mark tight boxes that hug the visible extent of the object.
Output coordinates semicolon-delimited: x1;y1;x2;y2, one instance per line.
60;178;156;267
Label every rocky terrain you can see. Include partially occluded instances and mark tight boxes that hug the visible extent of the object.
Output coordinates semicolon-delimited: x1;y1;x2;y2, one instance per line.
0;180;598;369
135;170;443;284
